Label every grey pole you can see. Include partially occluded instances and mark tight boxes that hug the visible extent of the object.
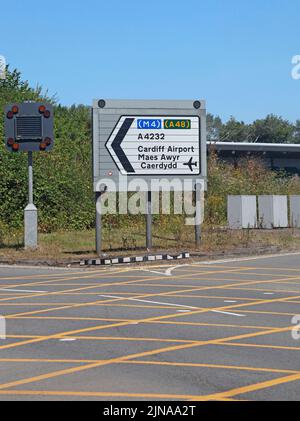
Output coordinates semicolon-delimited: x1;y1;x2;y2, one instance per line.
95;192;102;255
146;191;152;250
195;183;202;247
24;151;38;249
28;151;33;204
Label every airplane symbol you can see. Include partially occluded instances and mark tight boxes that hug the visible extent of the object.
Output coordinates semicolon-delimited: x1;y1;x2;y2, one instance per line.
183;157;198;172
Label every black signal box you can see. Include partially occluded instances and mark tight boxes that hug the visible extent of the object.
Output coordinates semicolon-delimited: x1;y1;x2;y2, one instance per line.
4;102;54;152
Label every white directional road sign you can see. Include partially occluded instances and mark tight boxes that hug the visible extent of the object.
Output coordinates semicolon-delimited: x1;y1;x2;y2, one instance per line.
106;116;201;176
92;99;207;192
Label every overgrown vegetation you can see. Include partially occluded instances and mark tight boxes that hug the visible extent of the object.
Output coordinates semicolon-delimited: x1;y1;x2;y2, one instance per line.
0;68;94;235
206;150;300;225
1;67;300;249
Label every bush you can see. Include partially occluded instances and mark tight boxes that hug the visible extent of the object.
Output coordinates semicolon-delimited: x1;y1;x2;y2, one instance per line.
2;67;300;234
205;150;300;225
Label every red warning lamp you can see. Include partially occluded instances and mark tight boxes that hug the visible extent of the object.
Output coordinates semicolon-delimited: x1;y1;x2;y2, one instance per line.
39;105;46;114
12;143;19;151
40;143;47;150
12;105;19;114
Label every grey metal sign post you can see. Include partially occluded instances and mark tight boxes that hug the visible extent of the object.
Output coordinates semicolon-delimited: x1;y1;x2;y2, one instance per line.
24;151;38;248
95;192;102;256
195;182;202;247
4;102;54;249
146;191;152;250
92;99;207;255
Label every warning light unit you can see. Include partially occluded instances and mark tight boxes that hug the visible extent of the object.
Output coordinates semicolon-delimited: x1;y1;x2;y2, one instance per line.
4;102;54;153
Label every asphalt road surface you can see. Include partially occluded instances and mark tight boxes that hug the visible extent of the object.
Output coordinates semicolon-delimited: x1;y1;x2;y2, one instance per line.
0;253;300;401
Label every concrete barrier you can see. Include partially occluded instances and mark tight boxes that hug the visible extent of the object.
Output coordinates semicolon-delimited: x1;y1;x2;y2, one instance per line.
258;195;288;229
228;196;257;229
290;195;300;228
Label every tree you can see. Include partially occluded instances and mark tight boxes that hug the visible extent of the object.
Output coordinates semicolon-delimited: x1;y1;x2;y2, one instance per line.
249;114;294;144
219;117;251;143
292;120;300;144
206;113;223;142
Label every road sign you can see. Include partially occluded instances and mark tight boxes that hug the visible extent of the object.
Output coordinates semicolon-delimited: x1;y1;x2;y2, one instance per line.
106;115;201;176
92;99;207;191
4;102;54;152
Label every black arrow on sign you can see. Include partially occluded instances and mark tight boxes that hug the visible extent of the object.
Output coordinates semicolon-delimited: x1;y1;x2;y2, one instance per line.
111;118;135;173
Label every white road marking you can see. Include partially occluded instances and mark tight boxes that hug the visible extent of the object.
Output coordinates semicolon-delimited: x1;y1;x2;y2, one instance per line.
264;293;275;295
195;251;300;266
98;294;124;300
141;270;169;276
177;310;192;313
59;338;77;342
0;265;71;271
224;300;237;303
139;264;190;277
98;295;198;310
212;310;246;317
98;295;246;317
165;265;190;276
0;288;47;293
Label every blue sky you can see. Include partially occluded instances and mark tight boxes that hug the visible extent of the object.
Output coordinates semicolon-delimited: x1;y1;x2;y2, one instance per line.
1;0;300;123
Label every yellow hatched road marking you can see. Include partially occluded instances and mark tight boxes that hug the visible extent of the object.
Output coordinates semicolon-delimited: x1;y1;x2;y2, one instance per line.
0;323;294;390
0;265;255;304
1;269;300;351
10;315;277;330
219;342;300;351
0;357;297;375
4;265;300;322
0;389;225;400
4;334;299;351
194;372;300;401
0;261;300;397
124;359;299;375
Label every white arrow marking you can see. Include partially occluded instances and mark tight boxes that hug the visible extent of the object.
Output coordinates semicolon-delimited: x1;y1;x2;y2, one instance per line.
140;264;190;277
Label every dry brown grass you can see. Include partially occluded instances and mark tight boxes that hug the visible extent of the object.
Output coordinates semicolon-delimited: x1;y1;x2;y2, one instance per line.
1;223;300;264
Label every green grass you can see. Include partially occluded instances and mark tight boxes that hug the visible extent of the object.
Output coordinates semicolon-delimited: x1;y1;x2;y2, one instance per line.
1;223;300;263
0;220;196;261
